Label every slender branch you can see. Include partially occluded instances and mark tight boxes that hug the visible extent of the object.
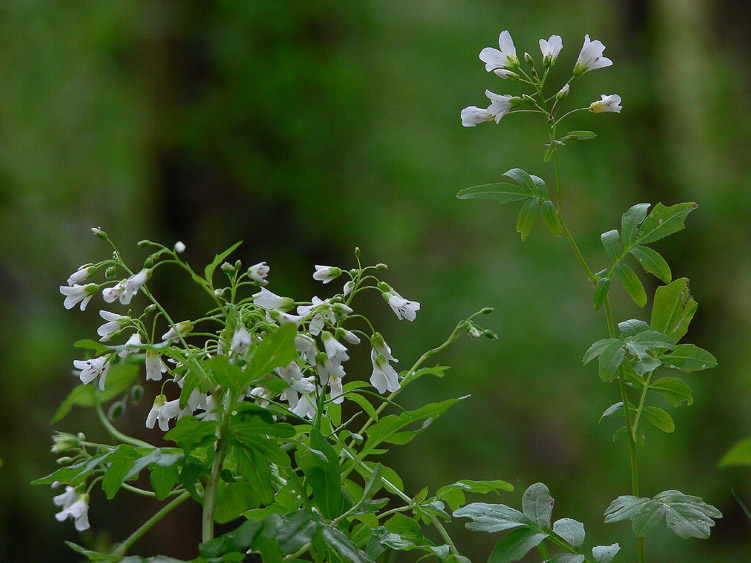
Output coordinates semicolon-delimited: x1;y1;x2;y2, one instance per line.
94;396;153;449
111;491;190;556
202;413;229;543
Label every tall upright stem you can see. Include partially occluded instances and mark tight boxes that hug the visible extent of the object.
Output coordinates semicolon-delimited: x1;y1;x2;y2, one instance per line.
202;406;229;543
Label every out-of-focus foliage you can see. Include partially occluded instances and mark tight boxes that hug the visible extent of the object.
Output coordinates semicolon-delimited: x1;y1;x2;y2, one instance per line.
1;1;750;561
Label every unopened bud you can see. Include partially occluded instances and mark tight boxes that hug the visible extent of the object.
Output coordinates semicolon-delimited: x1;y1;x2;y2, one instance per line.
130;384;144;404
91;227;108;240
174;241;186;253
56;457;74;466
480;307;493;315
354;247;361;258
375;263;388;270
220;262;235;273
522;94;536;105
108;401;125;420
556;84;570;100
105;266;117;278
524;52;534;66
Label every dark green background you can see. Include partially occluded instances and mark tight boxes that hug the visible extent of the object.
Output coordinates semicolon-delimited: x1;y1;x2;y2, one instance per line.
1;1;750;561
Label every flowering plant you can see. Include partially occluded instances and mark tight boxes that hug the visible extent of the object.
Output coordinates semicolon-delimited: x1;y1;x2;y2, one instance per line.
457;30;720;563
37;230;503;562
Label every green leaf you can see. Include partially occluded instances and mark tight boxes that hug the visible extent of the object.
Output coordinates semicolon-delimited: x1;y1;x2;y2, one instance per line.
643;406;675;433
453;502;531;533
651;378;693;407
522;483;554;528
614;264;647;307
632;202;697;247
516;197;540;242
604;495;650;524
547;555;585;563
74;339;110;354
384;513;423;537
662;344;717;372
457;182;532;204
601;230;622;262
583;338;618;365
347;392;379;422
488;528;548;563
541;201;561;236
320;522;376;563
593;277;610;311
243;322;298;388
52;363;140;422
102;445;139;498
553;518;585;547
620;203;651;248
204;241;243;283
181;456;210;502
150;463;180;500
207;355;245;390
199;519;263;558
564;130;597;140
165;416;218;455
503;168;544;197
598;341;626;382
275;511;318;554
298;428;343;519
719;437;751;467
437;479;514;511
618;319;650;337
651;278;697;342
592;544;621;563
215;481;261;523
629;246;672;284
599;402;636;423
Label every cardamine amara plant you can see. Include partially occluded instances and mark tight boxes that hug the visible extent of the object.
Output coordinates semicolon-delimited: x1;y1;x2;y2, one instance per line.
38;229;506;562
454;30;720;563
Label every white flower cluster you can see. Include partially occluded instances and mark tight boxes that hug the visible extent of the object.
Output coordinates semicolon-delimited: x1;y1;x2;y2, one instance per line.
461;30;621;128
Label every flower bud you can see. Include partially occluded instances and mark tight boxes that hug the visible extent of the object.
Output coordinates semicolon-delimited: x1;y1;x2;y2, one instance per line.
130;384;144;404
51;433;79;454
56;457;74;466
105;266;117;279
522;94;536;105
108;401;125;420
375;263;388;270
556;84;570;100
174;241;186;253
91;227;108;240
480;307;494;314
354;247;361;258
524;52;534;66
220;262;235;273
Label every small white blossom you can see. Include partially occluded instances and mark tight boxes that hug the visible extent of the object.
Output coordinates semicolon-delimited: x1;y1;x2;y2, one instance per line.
343;281;354;297
322;331;349;363
54;487;90;531
67;266;95;286
97;310;129;341
297;296;333;335
146;395;189;431
312;265;342;284
589;94;622;113
161;321;193;342
384;290;420;321
479;30;519;77
174;241;186;253
118;333;143;359
145;349;167;381
486;91;515;123
267;309;303;326
248;262;270;284
291;394;317;419
539;35;563;65
371;332;397;363
60;284;96;311
252;287;294;312
73;356;111;390
102;281;125;303
370;351;401;394
231;326;251;357
574;34;612;75
461;106;493;127
121;270;149;304
341;329;360;345
329;375;344;404
295;334;318;365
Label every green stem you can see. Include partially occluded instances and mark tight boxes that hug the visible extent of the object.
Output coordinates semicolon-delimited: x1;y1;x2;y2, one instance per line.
111;491;190;556
632;370;655;437
537;540;550;560
94;396;153;449
202;419;228;543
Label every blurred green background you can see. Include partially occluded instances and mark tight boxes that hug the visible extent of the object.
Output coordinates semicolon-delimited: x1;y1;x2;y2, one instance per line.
1;1;750;561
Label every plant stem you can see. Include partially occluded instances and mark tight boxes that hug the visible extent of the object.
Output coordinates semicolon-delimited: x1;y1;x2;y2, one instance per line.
202;405;229;543
111;491;189;556
94;396;153;449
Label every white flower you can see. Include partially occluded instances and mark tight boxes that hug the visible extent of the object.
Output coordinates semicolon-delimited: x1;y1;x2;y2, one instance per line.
313;265;342;284
267;309;303;326
174;241;186;253
479;30;519;77
146;349;167;381
291;394;317;419
486;91;515;124
248;262;270;284
161;320;193;342
461;106;493;127
341;329;360;345
370;352;401;394
573;34;612;75
297;296;333;335
343;281;354;297
589;94;622;113
60;284;96;311
74;356;111;390
329;375;344;404
66;266;95;286
97;310;129;341
121;270;149;304
146;395;189;431
54;487;90;531
295;334;318;365
118;333;143;359
322;331;349;363
278;361;304;383
539;35;563;65
371;332;397;363
231;326;251;357
102;281;125;304
384;290;420;321
252;287;294;312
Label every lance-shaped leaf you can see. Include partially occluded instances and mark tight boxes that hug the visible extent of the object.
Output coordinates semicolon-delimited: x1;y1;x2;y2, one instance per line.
661;344;717;372
598;340;626;382
651;278;697;342
629;246;671;284
651;377;693;407
516;197;541;241
614;264;647;307
503;168;548;198
457;182;532;204
453;502;531;533
541;200;562;236
522;483;554;528
593;277;610;311
205;241;243;283
564;130;597;140
621;203;651;248
719;437;751;468
298;428;343;519
488;528;548;563
643;406;675;433
632;202;697;247
242;322;298;388
601;230;622;262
